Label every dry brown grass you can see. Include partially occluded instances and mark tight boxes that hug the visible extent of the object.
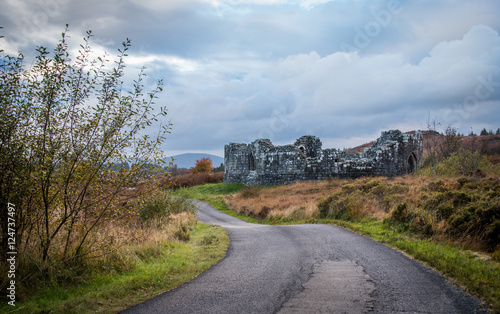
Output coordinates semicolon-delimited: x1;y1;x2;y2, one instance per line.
160;172;224;189
227;173;500;254
226;174;492;222
225;179;352;220
7;176;199;297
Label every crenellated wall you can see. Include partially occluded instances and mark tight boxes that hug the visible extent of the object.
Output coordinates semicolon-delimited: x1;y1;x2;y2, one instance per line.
224;130;423;186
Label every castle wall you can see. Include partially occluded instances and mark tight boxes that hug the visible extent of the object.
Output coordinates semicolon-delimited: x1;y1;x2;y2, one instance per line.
224;130;423;186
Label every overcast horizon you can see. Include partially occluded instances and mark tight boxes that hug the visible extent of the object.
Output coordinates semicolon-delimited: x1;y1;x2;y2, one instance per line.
2;0;500;157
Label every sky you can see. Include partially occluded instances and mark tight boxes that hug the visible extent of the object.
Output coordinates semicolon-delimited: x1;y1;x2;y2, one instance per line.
1;0;500;157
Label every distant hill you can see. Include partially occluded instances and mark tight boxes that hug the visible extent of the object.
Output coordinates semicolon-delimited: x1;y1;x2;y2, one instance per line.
168;153;224;169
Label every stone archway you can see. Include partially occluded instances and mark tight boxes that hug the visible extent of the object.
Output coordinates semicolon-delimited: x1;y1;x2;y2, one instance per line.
249;153;256;171
407;153;417;173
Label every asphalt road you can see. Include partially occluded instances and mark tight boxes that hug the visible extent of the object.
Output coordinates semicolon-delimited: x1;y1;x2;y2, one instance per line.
123;201;486;313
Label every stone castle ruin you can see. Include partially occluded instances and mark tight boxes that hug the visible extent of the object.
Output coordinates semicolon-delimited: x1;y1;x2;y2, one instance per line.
224;130;423;186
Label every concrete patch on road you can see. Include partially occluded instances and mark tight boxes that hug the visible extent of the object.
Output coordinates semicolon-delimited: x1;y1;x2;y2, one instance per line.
279;260;375;313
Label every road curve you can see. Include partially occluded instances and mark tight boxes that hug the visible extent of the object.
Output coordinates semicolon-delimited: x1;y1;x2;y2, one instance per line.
123;201;486;314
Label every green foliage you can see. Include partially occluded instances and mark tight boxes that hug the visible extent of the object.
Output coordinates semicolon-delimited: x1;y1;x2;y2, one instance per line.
139;192;196;225
0;25;170;279
440;125;461;159
493;248;500;262
420;150;499;177
394;178;500;251
213;162;225;172
175;182;246;197
436;151;492;176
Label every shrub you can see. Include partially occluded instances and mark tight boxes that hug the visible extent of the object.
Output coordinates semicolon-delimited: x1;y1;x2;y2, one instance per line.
258;206;271;220
318;191;366;221
139;192;196;225
160;172;224;189
436;151;492;176
0;27;170;298
191;158;214;174
391;202;409;223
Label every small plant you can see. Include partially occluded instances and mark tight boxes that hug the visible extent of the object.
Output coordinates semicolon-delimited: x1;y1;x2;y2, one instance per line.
174;225;191;241
391;202;409;223
257;206;271;220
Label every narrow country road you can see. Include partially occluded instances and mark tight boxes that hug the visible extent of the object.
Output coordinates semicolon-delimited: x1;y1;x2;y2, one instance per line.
123;201;486;313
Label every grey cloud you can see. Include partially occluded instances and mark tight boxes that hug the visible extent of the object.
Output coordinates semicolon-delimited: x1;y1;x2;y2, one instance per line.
2;0;500;156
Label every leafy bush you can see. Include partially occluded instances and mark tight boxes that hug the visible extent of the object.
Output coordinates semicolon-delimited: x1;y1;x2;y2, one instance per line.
0;27;171;300
421;150;498;177
139;193;196;225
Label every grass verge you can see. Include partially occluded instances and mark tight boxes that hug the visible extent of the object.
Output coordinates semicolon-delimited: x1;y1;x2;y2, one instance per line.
0;222;229;314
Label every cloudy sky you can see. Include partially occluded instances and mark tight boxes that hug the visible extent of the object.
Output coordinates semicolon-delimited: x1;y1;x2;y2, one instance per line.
2;0;500;157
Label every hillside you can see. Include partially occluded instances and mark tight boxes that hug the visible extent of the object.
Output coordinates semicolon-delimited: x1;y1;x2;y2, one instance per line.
348;131;500;158
169;153;224;169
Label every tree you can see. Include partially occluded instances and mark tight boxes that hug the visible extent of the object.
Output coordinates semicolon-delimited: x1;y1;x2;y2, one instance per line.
425;117;441;179
480;128;489;136
214;162;225;172
192;158;214;174
496;128;500;136
439;125;461;160
0;26;170;263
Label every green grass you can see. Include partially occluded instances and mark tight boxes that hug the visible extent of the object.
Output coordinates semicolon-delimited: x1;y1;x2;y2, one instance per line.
0;223;229;314
175;182;246;197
